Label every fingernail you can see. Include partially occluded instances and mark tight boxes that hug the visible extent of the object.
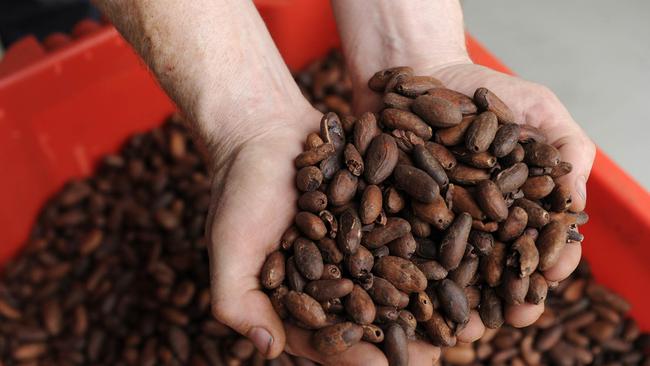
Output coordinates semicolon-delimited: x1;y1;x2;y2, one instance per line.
248;327;273;356
576;176;587;202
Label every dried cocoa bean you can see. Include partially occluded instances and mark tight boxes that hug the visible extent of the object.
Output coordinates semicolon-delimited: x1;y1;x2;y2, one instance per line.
364;134;399;184
439;213;472;270
393;164;440;203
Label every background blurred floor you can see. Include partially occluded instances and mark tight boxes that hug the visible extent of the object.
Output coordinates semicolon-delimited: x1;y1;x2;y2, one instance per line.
463;0;650;190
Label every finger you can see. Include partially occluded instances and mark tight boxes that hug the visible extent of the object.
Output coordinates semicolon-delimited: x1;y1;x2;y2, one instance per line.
505;302;545;328
543;241;582;282
210;287;285;358
549;121;596;212
208;211;288;358
284;322;388;366
456;310;485;343
408;339;441;365
207;141;305;358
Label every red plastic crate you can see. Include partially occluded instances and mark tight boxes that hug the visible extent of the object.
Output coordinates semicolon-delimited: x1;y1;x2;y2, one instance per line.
1;0;649;330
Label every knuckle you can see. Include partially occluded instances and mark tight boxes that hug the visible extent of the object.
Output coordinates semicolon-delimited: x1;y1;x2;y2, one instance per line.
525;84;563;123
583;138;597;162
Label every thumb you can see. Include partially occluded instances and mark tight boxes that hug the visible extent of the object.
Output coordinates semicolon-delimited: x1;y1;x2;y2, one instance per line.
206;192;288;359
210;284;286;359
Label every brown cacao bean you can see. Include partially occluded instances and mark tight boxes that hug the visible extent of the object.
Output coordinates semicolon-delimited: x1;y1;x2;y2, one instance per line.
481;241;507;287
298;191;328;213
494;162;529;193
492;123;521;157
395;75;443;97
260;251;285;290
412;95;463;128
475;180;508;222
393;164;440;203
473;87;515;123
284;291;327;329
374;256;427;293
423;310;457;347
410;291;434;321
383;186;405;214
386;233;417;259
295;143;335;168
368;67;414;92
368;277;410;308
362;324;385;343
507;234;539;278
501;269;530;305
435;115;475;146
345;245;374;278
293;238;324;280
466;111;499;153
381;108;433;140
384;323;409;366
526;272;548;304
364;134;399;184
312;322;363;355
337;208;362;255
359;184;382;225
437;279;470;324
426;88;478;115
295;211;327;240
305;279;354;302
354;112;381;156
296;166;323;192
439;213;472;270
328;169;358;206
514;198;550;228
480;287;504;329
523;142;561;167
412;194;455;231
363;217;411;249
343;143;364;176
449;164;490;185
521;175;555;200
537;221;568;271
383;92;413;111
497;206;528;242
344;285;376;325
416;260;448;281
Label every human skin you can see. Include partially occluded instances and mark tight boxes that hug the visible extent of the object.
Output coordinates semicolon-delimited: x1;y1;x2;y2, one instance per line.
94;0;595;364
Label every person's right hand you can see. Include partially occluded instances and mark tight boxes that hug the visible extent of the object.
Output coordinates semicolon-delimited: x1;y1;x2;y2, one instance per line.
206;104;442;365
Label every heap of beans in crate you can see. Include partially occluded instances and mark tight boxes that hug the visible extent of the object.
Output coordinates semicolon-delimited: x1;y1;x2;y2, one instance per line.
441;261;650;366
261;65;589;364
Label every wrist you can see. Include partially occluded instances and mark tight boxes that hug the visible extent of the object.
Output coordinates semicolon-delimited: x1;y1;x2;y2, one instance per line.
195;90;319;173
332;0;471;93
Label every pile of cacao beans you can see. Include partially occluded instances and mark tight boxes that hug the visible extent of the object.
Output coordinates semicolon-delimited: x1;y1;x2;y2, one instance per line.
441;260;650;366
261;62;592;362
0;117;311;365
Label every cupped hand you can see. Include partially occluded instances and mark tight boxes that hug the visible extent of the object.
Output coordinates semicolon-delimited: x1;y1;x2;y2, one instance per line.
354;61;595;333
206;106;441;365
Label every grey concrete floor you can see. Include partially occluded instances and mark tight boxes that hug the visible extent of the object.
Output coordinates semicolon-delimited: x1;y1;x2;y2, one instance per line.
463;0;650;189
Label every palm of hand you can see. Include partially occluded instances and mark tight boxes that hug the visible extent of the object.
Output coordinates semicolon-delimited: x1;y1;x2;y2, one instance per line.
206;122;316;356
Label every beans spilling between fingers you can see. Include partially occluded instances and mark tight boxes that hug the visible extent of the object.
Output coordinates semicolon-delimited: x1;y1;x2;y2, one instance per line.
263;65;591;362
441;260;650;366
